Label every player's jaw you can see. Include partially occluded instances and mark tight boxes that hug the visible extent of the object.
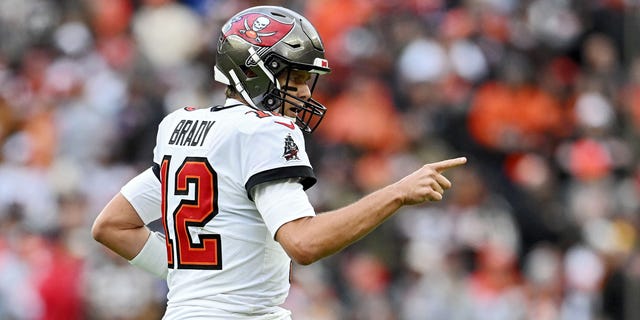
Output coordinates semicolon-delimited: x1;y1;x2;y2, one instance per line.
279;85;310;119
282;100;301;119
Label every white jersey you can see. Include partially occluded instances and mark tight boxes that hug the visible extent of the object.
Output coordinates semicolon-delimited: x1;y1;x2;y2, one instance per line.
121;99;316;319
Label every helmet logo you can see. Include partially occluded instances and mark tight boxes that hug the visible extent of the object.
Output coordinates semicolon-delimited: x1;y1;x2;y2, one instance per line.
224;13;294;47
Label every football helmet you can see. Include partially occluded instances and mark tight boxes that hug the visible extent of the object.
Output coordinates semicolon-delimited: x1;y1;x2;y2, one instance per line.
214;6;330;133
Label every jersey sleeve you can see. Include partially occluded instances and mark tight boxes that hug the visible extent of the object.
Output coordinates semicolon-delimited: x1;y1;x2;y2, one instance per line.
240;116;316;199
121;166;162;225
252;178;316;239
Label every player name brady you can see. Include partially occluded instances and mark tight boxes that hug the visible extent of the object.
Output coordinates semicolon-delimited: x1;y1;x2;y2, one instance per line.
168;119;215;147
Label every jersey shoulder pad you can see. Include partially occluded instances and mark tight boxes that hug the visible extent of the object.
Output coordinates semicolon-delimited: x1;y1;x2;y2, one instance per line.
239;109;299;135
163;106;207;120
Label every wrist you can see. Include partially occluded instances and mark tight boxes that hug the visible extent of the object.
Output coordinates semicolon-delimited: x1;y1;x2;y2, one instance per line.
130;231;168;279
385;182;406;207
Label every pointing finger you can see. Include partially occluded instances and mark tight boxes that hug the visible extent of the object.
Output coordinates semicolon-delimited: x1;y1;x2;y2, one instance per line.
429;157;467;172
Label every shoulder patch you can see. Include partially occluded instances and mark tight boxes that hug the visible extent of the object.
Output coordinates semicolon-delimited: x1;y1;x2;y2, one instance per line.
282;133;300;161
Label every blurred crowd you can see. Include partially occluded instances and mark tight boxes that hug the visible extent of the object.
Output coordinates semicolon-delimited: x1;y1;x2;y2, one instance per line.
1;0;640;319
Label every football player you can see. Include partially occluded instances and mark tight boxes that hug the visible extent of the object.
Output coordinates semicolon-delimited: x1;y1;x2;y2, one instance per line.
92;5;466;319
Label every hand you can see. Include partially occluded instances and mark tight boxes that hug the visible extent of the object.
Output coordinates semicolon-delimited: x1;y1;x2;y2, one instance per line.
393;157;467;205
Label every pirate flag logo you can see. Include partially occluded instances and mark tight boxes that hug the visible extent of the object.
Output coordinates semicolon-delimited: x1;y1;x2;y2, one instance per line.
282;134;300;161
223;13;295;47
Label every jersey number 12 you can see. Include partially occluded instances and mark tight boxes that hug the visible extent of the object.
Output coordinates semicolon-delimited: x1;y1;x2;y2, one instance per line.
160;155;222;270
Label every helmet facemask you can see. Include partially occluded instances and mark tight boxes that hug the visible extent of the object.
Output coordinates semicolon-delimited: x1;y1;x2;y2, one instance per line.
262;68;326;133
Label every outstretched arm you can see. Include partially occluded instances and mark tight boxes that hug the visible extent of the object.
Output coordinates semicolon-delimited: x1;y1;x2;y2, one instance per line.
275;157;467;265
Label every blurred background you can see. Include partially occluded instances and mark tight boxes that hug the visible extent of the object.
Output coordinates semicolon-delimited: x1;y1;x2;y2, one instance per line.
1;0;640;319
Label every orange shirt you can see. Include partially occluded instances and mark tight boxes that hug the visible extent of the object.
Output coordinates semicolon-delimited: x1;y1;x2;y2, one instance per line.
467;81;565;150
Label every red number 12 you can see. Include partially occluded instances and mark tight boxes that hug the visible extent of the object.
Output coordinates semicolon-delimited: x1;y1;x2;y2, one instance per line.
160;156;222;270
